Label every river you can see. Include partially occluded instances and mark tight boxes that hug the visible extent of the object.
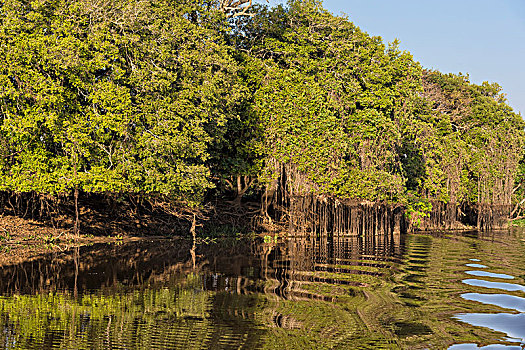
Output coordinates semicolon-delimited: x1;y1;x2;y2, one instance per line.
0;229;524;349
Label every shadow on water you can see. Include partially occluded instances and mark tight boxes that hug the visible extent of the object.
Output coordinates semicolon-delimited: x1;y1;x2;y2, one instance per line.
0;228;524;349
393;321;432;337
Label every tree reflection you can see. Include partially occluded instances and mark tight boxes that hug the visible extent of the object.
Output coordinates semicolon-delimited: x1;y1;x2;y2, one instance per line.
1;230;523;349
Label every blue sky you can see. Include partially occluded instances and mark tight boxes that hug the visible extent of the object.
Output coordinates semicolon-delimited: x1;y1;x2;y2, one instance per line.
262;0;525;116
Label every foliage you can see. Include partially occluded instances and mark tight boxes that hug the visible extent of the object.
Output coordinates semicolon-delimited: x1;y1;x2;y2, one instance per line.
510;217;525;227
243;0;421;201
404;193;433;230
418;70;524;206
0;0;523;227
0;0;245;205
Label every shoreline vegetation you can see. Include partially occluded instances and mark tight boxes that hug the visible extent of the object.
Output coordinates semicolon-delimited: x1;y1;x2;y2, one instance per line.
0;0;524;254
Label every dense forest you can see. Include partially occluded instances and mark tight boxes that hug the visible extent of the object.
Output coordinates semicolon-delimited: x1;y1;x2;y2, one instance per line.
0;0;523;234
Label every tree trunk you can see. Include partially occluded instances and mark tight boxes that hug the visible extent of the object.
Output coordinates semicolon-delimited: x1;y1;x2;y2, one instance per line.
74;187;79;235
73;147;80;236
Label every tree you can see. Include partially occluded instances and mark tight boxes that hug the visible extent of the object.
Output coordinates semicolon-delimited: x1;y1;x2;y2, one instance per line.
237;0;421;202
0;0;247;226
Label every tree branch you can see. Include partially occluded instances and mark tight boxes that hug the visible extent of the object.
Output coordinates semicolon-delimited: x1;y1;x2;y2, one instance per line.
219;0;267;18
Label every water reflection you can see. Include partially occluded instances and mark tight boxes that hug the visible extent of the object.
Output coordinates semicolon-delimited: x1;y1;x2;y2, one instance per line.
0;234;405;349
454;313;525;343
462;279;525;292
466;264;488;269
449;344;523;349
465;271;515;279
461;293;525;313
451;245;525;350
0;229;524;349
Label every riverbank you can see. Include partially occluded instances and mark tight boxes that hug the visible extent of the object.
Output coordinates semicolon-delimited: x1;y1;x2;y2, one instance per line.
0;197;519;266
0;201;262;266
0;215;130;267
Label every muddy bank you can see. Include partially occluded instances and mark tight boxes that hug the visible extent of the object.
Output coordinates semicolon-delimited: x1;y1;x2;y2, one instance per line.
0;192;259;238
0;190;514;265
0;191;261;263
0;215;134;267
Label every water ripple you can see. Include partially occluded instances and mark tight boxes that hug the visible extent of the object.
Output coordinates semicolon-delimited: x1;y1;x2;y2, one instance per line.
465;271;515;280
465;264;488;269
462;279;525;293
449;344;523;349
454;313;525;343
460;293;525;312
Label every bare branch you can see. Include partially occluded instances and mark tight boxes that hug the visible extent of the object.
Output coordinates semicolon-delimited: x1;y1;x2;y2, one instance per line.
219;0;267;18
511;198;525;217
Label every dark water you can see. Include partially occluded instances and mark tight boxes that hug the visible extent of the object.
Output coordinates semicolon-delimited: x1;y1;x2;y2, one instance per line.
0;230;524;349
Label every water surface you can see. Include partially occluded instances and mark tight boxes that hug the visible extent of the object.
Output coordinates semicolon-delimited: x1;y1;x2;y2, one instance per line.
0;230;524;349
